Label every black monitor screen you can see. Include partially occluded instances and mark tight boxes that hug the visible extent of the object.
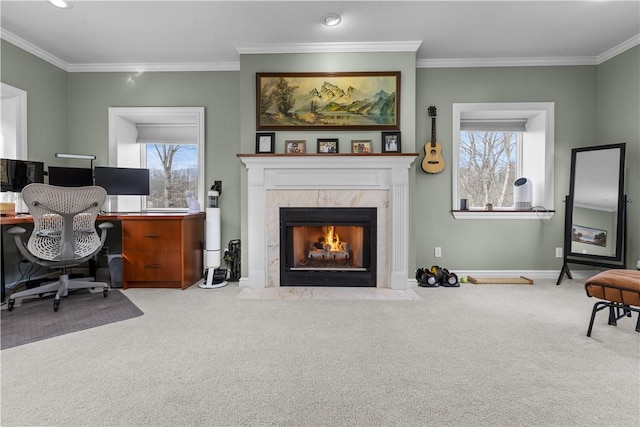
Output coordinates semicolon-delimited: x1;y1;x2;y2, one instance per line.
48;166;94;187
1;158;45;192
94;166;150;195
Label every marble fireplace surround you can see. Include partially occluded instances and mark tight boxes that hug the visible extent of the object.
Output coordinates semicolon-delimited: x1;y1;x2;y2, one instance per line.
238;154;417;290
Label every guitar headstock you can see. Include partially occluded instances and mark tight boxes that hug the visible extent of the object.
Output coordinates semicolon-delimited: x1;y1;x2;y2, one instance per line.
428;106;437;117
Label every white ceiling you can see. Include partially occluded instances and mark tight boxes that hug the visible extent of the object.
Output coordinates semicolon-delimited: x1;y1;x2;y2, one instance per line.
1;1;639;72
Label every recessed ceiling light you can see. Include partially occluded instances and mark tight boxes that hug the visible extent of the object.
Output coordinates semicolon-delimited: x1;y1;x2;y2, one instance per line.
48;0;73;9
322;13;342;27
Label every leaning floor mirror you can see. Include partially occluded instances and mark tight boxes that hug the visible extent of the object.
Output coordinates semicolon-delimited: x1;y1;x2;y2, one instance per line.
557;143;627;285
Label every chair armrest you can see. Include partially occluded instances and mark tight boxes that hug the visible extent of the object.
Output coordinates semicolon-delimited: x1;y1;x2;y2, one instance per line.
7;226;39;264
7;226;26;235
97;221;113;247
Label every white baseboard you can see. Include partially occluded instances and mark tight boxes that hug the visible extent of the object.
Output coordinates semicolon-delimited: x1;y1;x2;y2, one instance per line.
452;270;599;281
238;270;601;289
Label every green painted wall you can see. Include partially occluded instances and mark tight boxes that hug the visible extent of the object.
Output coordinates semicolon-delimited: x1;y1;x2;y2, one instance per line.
0;40;68;163
238;52;418;278
2;38;638;283
415;66;598;271
596;46;640;268
65;71;242;248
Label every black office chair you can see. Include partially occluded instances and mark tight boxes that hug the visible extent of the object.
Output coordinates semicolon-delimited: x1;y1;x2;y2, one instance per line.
7;183;113;312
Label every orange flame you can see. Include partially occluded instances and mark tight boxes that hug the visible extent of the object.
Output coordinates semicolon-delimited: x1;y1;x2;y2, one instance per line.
322;226;342;251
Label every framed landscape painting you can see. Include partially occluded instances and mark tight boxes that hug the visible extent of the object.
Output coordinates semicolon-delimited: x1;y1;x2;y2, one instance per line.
256;71;400;131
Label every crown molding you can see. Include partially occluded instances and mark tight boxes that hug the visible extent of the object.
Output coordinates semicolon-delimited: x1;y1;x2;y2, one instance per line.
3;27;638;72
235;41;423;55
597;34;640;64
1;29;239;72
417;56;598;68
418;34;640;68
1;29;70;71
66;62;240;72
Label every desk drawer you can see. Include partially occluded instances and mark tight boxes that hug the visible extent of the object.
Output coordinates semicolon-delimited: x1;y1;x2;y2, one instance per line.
122;220;181;251
123;250;181;282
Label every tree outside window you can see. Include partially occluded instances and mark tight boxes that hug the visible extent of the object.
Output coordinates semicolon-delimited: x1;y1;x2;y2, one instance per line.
144;143;198;209
458;131;519;208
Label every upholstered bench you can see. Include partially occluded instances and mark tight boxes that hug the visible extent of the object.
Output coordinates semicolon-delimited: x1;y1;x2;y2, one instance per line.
584;269;640;337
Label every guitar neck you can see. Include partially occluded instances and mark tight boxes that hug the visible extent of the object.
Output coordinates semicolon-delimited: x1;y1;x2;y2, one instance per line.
431;117;437;146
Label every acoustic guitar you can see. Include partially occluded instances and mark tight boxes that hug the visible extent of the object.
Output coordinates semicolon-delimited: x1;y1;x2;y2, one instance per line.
421;106;445;174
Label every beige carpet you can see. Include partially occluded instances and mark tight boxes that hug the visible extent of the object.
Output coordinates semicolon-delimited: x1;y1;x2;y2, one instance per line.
237;286;422;300
1;279;638;426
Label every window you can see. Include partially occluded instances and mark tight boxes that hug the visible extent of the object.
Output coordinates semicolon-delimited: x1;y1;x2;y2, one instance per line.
459;130;521;209
108;107;205;212
143;143;198;209
452;103;555;219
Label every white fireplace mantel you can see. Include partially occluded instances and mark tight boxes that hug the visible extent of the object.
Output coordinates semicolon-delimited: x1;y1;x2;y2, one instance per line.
238;154;417;289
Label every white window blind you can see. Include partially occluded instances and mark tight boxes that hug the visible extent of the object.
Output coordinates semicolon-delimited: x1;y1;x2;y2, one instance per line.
136;124;198;144
460;118;527;132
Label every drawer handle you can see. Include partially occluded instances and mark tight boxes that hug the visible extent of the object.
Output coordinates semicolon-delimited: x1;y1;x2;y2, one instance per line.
143;233;159;237
144;264;161;269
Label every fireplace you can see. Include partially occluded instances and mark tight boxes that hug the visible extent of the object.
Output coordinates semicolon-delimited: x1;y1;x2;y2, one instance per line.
238;154;417;289
280;207;377;286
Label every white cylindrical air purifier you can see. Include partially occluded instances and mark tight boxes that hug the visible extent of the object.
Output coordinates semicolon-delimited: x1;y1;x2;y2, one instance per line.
205;206;221;269
199;186;228;288
513;177;532;209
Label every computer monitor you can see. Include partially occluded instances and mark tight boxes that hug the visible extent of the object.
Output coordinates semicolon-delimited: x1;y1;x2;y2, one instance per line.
0;158;45;192
93;166;150;195
47;166;94;187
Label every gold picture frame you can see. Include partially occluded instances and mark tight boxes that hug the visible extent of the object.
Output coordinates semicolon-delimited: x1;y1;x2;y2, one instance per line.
257;71;400;130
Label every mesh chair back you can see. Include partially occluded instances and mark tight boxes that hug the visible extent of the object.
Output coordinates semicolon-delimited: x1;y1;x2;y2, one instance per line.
21;184;107;261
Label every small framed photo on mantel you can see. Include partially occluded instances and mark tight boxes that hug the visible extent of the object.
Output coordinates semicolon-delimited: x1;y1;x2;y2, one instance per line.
351;140;372;153
317;138;339;154
255;132;275;154
286;140;306;154
381;131;401;153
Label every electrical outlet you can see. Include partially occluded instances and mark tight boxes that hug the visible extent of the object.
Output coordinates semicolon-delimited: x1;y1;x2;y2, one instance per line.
555;247;563;258
434;247;442;258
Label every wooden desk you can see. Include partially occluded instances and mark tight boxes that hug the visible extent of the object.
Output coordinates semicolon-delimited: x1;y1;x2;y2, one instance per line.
118;213;204;290
1;212;205;299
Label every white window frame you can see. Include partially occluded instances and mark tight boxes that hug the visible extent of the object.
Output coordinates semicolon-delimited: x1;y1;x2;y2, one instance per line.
1;83;29;212
1;82;28;160
108;107;205;212
452;102;555;220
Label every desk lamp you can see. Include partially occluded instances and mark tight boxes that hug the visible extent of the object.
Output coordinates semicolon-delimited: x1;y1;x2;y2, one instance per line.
55;153;96;169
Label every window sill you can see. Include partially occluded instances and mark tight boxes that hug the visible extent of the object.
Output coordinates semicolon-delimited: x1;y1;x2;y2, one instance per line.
451;209;555;220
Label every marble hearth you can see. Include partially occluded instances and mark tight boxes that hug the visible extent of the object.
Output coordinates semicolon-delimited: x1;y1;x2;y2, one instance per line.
238;154;417;289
